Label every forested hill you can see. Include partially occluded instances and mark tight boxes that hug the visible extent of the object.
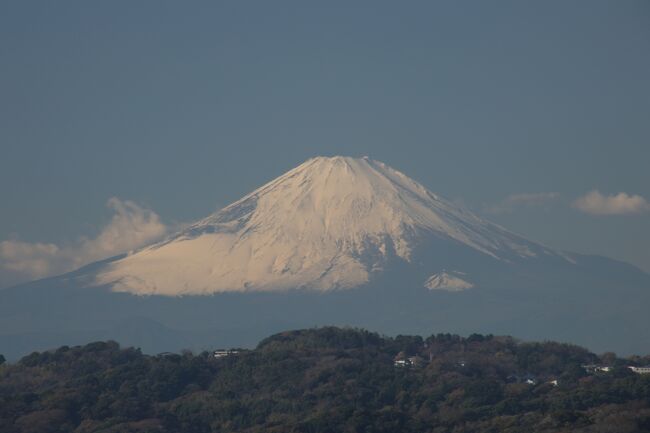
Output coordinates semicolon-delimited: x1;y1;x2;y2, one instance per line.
1;328;650;433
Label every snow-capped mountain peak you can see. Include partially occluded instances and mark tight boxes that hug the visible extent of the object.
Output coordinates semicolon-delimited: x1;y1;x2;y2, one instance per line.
95;156;561;295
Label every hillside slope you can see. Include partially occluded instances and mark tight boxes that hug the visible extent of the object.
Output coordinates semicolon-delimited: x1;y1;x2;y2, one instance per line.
2;328;650;433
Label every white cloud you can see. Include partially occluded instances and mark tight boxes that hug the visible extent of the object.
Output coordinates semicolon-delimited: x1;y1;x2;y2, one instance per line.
485;192;560;214
0;241;61;276
0;198;167;286
573;190;650;216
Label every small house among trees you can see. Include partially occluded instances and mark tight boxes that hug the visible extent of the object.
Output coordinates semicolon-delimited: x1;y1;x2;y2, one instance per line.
628;365;650;374
393;352;424;368
213;349;239;358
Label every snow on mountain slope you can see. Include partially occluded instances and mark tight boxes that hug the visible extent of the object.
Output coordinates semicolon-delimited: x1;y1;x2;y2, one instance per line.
95;156;565;295
425;271;474;291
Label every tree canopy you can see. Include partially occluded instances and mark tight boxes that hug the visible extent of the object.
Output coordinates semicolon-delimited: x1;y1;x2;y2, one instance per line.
1;327;649;433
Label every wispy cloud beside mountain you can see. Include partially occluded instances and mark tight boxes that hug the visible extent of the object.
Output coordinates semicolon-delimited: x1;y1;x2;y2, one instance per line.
0;198;167;287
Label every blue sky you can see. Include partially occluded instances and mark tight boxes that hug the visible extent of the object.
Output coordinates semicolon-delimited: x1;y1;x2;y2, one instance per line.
1;1;649;286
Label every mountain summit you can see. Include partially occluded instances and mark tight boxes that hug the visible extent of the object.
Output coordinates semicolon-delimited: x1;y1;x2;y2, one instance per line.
95;156;564;295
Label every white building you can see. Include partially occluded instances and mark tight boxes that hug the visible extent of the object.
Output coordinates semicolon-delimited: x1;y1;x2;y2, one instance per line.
213;349;239;358
628;366;650;374
582;364;612;373
393;354;424;367
394;359;408;367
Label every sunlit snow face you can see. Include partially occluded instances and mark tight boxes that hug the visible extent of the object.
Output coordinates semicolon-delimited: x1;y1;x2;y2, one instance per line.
95;156;566;295
424;271;474;292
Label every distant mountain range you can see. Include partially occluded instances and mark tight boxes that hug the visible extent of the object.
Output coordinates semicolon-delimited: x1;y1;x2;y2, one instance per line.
2;156;649;360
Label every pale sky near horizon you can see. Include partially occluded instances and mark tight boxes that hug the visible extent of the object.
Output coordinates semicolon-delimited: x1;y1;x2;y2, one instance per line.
1;1;649;287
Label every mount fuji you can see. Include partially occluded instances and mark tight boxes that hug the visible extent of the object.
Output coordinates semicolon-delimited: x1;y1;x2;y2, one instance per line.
2;156;649;359
94;156;570;295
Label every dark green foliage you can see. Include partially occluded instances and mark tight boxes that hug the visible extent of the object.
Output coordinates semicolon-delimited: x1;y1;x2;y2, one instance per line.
1;327;649;433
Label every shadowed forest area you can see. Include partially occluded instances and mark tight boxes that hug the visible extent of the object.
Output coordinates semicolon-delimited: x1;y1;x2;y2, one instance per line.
1;327;650;433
